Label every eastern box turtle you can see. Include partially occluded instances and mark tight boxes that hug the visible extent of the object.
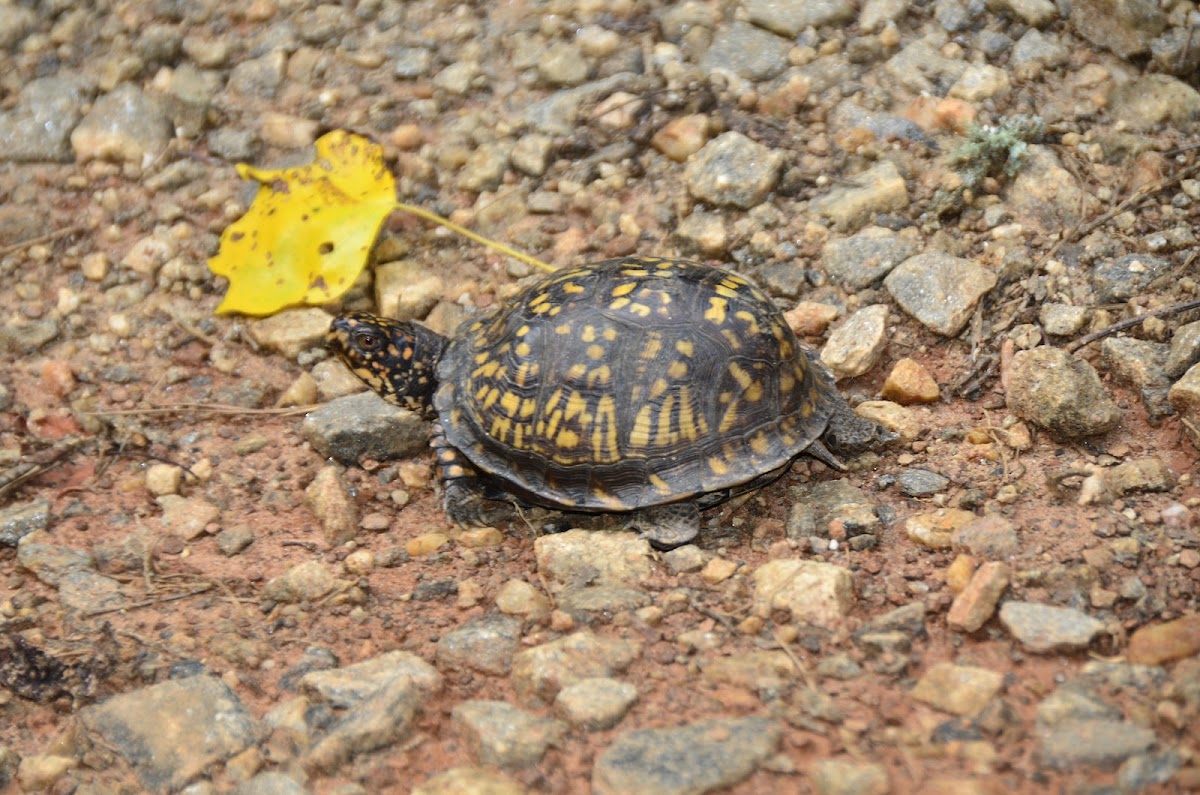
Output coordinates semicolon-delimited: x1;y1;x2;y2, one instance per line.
328;256;891;548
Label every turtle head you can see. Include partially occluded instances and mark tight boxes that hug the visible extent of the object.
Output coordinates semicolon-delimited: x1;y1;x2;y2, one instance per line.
327;312;448;413
822;404;898;455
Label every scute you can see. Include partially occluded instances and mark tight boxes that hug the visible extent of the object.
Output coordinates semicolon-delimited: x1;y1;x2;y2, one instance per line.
434;256;839;511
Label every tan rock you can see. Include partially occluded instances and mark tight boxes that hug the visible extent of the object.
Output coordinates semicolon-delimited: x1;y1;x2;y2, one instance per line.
947;562;1011;632
752;559;854;628
905;508;976;550
881;357;940;404
1127;614;1200;665
911;661;1003;717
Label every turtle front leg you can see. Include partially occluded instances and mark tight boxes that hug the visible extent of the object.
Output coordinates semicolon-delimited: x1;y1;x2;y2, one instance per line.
626;500;701;550
431;423;513;528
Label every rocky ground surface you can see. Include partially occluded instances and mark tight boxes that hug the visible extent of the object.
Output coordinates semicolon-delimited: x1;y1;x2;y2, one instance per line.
3;0;1200;793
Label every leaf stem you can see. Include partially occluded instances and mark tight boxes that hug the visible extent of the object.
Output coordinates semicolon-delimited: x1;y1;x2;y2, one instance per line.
394;202;555;273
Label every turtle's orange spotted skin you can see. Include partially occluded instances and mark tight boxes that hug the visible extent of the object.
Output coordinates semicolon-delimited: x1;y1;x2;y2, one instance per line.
429;256;840;512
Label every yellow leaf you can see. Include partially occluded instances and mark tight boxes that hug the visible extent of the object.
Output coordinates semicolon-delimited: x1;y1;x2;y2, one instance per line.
208;130;396;315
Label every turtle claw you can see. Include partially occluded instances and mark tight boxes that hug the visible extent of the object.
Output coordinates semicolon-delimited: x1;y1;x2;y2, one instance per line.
627;501;700;550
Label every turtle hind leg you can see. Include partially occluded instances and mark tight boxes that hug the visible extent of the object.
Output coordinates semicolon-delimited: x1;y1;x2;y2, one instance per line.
626;501;701;550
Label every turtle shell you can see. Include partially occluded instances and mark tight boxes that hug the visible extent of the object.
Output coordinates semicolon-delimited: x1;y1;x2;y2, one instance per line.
433;256;839;511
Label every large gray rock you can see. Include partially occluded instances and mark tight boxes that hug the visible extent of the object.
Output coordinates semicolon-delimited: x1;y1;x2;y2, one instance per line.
0;75;93;163
593;716;782;795
1004;347;1121;437
302;392;428;465
685;131;785;209
821;226;921;289
999;601;1105;653
70;83;173;163
80;676;263;791
451;700;568;768
699;22;790;81
883;253;997;337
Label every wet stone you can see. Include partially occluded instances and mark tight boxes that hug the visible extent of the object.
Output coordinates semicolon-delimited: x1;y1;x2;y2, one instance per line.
1005;347;1121;437
0;499;49;547
811;160;909;231
820;304;889;379
70;83;172;163
302;392;428;465
0;76;94;163
553;677;639;731
451;700;568;768
999;601;1104;653
436;615;523;676
699;21;790;82
820;227;921;289
896;469;949;497
593;716;782;795
685;131;785;210
884;253;997;337
80;676;262;792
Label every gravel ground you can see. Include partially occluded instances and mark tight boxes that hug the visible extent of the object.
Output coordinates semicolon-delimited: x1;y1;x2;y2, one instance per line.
2;0;1200;793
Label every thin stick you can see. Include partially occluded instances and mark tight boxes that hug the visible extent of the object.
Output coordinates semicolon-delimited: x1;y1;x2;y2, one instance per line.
0;224;87;258
82;402;323;417
394;202;555;273
1065;297;1200;353
83;585;213;617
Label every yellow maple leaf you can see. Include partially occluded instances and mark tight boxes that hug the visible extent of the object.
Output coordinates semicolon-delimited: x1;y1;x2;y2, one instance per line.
208;130;397;315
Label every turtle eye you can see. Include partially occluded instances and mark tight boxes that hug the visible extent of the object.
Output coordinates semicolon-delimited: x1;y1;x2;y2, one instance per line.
354;330;382;351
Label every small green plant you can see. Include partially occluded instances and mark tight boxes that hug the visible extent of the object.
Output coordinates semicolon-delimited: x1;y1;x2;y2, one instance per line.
932;114;1045;216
